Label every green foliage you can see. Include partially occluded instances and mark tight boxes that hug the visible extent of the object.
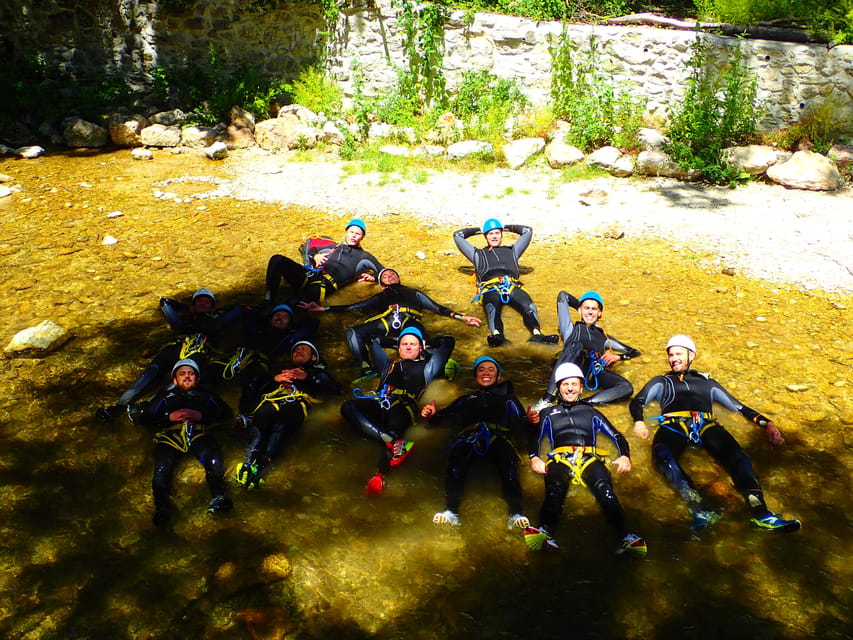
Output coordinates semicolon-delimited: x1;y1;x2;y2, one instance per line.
549;32;645;151
393;0;449;109
663;37;761;184
450;70;529;142
763;98;844;154
148;46;290;125
695;0;853;44
286;67;343;116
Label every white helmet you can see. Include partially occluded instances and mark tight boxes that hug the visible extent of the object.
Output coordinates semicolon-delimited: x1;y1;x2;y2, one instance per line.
554;362;584;384
666;334;697;354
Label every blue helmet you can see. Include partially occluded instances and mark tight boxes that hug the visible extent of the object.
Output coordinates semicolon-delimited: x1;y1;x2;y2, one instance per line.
472;355;501;377
482;218;503;234
270;303;293;317
346;218;366;234
398;326;424;343
578;290;604;310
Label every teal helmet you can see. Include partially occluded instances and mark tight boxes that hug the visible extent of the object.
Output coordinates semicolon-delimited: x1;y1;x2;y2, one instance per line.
482;218;503;234
346;218;366;234
270;303;293;317
473;355;502;377
578;290;604;309
398;326;425;343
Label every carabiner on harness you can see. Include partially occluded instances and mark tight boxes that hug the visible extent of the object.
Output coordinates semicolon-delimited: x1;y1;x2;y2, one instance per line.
352;384;393;410
390;304;403;330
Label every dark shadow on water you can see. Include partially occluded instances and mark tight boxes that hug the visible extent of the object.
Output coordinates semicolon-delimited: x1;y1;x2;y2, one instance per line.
2;282;851;638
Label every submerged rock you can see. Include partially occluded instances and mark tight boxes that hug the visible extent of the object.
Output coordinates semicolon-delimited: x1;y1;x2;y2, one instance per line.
5;320;70;356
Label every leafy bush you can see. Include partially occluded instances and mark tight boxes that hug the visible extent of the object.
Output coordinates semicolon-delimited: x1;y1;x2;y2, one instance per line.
763;98;844;154
549;32;645;151
663;37;761;184
449;70;529;142
286;67;343;116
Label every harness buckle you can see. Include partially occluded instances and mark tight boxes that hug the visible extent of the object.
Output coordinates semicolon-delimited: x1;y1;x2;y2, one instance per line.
390;304;403;330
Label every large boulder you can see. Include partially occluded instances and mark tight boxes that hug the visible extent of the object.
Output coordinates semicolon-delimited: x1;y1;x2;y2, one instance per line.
108;114;147;147
765;150;841;191
63;118;109;148
721;144;788;175
827;143;853;167
254;114;320;150
503;137;545;169
587;146;632;176
181;125;217;148
634;149;698;180
447;140;494;161
544;140;584;168
140;123;182;148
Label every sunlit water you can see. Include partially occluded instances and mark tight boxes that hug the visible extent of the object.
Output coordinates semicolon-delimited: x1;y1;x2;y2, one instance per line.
0;150;850;639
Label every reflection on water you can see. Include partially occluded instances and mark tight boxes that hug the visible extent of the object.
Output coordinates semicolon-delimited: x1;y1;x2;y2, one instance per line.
0;150;851;639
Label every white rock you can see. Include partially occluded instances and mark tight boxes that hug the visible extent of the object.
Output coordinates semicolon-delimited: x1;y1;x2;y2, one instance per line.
131;147;154;161
415;251;426;260
204;141;229;160
103;235;118;245
16;146;45;159
107;211;123;218
5;320;69;355
0;185;11;198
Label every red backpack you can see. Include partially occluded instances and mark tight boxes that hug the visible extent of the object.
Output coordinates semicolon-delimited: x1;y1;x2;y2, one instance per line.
299;235;337;268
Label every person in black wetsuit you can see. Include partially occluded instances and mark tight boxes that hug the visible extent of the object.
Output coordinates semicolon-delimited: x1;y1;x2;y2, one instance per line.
533;290;641;411
264;218;384;304
97;287;243;420
453;218;558;347
216;303;319;414
300;267;480;381
126;358;233;526
524;362;647;555
234;340;341;489
421;355;532;530
340;326;455;494
630;334;801;533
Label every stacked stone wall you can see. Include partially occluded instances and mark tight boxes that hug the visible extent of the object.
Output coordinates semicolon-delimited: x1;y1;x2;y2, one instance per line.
2;0;851;132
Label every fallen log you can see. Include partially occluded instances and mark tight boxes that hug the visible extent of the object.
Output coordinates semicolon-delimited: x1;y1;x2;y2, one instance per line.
605;12;827;45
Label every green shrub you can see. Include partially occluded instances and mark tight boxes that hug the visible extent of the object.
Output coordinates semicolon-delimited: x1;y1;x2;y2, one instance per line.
449;70;529;142
763;98;844;154
549;31;645;151
663;37;761;184
287;67;343;116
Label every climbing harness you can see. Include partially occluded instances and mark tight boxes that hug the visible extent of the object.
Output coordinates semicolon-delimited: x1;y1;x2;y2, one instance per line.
472;275;520;304
364;305;423;331
651;411;717;446
352;384;415;412
155;420;205;453
547;445;609;486
585;351;608;391
179;333;208;359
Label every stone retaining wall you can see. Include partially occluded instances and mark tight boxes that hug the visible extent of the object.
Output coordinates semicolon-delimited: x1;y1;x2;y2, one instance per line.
3;0;851;132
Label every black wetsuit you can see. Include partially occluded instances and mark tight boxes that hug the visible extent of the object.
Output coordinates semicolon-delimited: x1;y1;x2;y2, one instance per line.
427;380;531;516
223;306;320;412
242;358;341;476
453;225;544;339
112;299;243;407
324;283;465;370
341;335;455;473
128;383;232;522
265;242;384;304
630;369;774;518
545;291;641;404
531;399;633;539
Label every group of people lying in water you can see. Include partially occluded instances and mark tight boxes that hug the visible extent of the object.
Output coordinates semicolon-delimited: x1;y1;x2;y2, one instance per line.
98;217;801;554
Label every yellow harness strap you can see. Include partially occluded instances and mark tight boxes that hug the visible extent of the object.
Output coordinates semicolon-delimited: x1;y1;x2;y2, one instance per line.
547;445;609;486
254;386;319;418
179;333;208;359
364;305;423;324
659;412;718;439
155;420;206;453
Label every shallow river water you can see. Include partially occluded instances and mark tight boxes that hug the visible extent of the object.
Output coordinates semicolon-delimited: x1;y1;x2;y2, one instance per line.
0;149;851;639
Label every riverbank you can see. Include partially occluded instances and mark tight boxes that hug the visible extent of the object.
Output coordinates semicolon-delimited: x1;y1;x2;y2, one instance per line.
209;148;853;295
